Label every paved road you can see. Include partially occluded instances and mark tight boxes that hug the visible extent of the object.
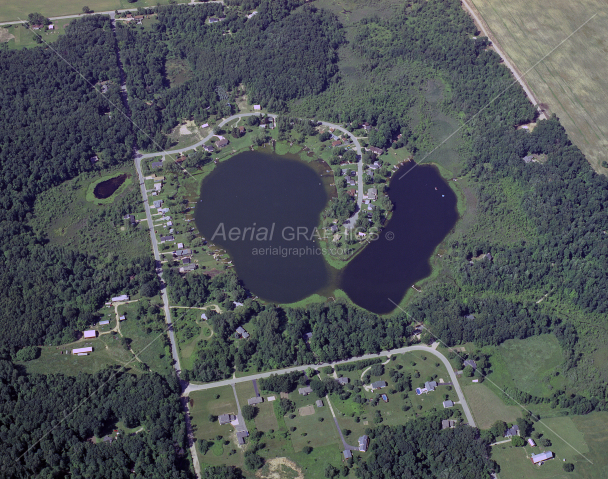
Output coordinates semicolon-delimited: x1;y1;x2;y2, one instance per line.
183;345;476;427
0;1;224;26
461;0;546;120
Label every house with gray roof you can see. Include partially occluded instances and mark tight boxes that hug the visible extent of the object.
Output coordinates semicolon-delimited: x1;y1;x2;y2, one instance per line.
150;161;163;169
336;377;349;385
371;380;387;390
443;400;454;408
236;431;249;445
248;396;263;406
343;450;352;459
218;414;236;425
316;400;324;407
298;386;313;396
236;326;250;339
504;425;519;438
425;381;437;391
153;200;163;208
463;359;477;369
160;235;174;243
358;435;369;452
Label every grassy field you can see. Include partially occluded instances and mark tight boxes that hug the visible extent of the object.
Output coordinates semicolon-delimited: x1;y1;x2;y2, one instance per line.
462;382;522;429
0;0;173;23
493;413;608;479
1;23;67;49
468;0;608;173
489;334;564;398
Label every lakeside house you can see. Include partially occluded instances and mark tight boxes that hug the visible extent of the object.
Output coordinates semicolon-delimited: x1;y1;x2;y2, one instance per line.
367;188;377;200
203;145;214;152
216;138;229;148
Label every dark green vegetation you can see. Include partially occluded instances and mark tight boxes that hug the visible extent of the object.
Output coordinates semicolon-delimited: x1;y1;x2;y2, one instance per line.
117;1;343;150
357;419;495;478
181;301;410;383
0;361;189;478
0;16;162;356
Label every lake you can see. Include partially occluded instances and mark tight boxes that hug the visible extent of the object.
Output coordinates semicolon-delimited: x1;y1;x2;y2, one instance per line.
339;162;458;314
194;150;333;304
195;152;458;313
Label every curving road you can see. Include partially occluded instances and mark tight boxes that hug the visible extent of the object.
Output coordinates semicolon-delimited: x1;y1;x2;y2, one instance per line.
182;344;476;427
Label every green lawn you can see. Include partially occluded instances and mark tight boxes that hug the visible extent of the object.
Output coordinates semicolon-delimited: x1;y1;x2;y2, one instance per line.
462;382;522;429
2;23;67;49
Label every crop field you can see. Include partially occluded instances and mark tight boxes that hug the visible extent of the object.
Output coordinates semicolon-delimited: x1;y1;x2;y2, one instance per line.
468;0;608;173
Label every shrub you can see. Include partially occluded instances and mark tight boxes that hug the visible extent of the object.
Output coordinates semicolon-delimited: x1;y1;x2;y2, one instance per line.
303;446;313;454
511;436;525;447
241;405;258;420
563;463;574;472
14;346;39;361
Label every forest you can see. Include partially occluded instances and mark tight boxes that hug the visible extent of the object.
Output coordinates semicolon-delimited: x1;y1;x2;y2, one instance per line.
117;0;344;150
0;361;190;478
0;16;161;356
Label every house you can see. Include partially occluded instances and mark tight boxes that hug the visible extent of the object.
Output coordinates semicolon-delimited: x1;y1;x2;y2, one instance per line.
358;435;369;452
362;122;371;130
530;451;553;464
347;189;357;197
523;155;535;163
441;419;456;429
216;138;229;148
218;414;236;425
153;200;163;209
298;386;313;396
201;123;209;128
125;214;136;224
31;24;42;30
233;301;244;307
174;249;192;257
463;359;477;369
443;400;454;408
112;295;129;302
201;313;207;320
99;320;110;325
180;264;197;272
166;221;173;227
177;243;184;249
154;183;162;191
336;377;349;385
253;105;261;110
239;126;246;135
203;145;214;152
371;381;387;390
236;431;249;445
343;450;352;459
150;161;163;169
528;438;536;447
504;425;519;438
119;315;126;321
316;400;324;407
236;326;250;339
83;330;96;339
332;140;342;147
464;314;476;320
72;347;93;355
368;146;384;156
182;258;191;264
367;188;377;200
209;17;220;23
424;381;437;391
160;235;174;243
248;397;263;405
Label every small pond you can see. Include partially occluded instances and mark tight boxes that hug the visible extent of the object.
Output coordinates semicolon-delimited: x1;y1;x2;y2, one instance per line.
94;174;128;199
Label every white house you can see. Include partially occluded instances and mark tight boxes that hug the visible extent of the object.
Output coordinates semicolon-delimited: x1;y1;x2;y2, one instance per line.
83;330;96;339
73;347;93;355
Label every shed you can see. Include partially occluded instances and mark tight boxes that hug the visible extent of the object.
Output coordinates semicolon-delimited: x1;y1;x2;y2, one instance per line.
83;330;96;339
112;295;129;302
528;438;536;447
119;315;126;321
99;320;110;325
72;347;93;355
298;386;312;396
530;451;553;464
443;400;454;408
201;313;207;320
332;140;342;147
316;400;324;407
253;105;261;110
343;450;352;459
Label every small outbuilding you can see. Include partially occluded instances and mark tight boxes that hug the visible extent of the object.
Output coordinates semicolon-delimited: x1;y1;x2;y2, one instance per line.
316;400;324;407
72;347;93;355
530;451;553;464
443;400;454;408
343;450;352;459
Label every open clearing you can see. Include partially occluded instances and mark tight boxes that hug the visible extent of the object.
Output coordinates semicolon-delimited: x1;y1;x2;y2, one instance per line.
256;457;304;479
493;412;608;479
468;0;608;173
462;382;521;429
